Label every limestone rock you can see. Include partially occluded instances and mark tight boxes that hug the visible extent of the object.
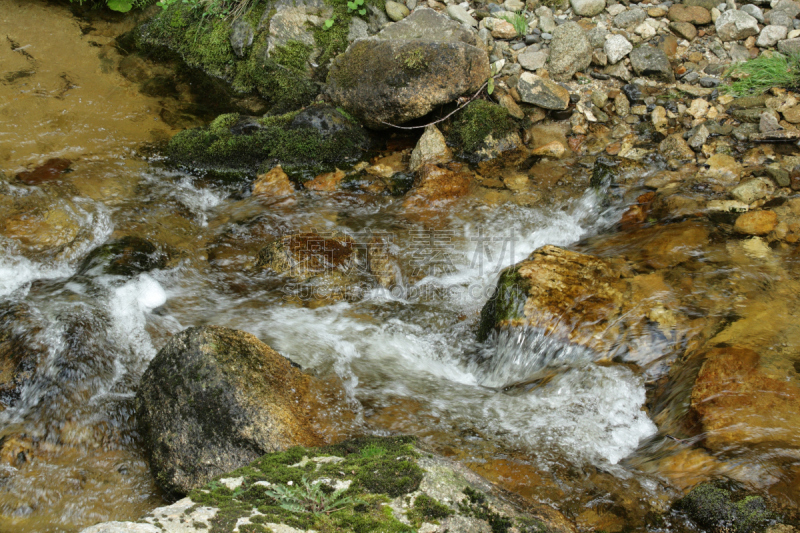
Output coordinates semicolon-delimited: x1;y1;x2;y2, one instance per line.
604;34;633;64
715;10;759;41
409;125;453;172
629;46;674;82
374;7;478;45
135;326;325;496
547;21;592;81
517;72;570;110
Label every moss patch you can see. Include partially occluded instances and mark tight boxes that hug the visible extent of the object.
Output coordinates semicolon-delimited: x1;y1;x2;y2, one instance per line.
188;436;422;533
408;494;452;526
477;266;531;342
676;482;775;533
165;105;369;177
448;100;516;155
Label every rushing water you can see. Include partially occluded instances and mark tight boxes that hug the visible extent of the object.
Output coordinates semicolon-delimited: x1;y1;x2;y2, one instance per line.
2;2;799;532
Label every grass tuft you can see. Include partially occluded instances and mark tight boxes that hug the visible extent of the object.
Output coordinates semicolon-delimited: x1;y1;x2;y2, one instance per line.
722;52;800;96
499;12;528;37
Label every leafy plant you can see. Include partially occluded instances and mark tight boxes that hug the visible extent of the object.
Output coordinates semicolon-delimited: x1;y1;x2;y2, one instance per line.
723;52;800;96
499;12;528;37
265;477;359;515
347;0;367;16
323;17;336;29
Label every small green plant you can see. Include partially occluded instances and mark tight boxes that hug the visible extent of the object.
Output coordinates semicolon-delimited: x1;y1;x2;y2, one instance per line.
323;17;336;29
347;0;367;16
499;12;528;37
265;477;359;515
359;444;387;458
723;52;800;96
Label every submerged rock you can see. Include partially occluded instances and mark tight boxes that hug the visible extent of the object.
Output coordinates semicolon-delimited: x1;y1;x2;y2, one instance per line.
81;436;576;533
135;326;325;496
675;481;774;533
0;303;46;410
77;236;167;278
326;8;489;128
165;105;370;176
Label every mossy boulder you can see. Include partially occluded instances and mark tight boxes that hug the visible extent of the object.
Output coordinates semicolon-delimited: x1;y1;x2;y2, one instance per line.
447;100;519;161
326;8;489;128
675;482;776;533
135;326;326;497
80;436;576;533
165;105;370;177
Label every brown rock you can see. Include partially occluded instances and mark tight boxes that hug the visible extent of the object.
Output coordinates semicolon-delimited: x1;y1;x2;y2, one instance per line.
403;164;472;208
530;140;567;158
253;166;295;197
305;169;346;192
667;4;711;24
782;105;800;124
15;158;72;186
734;210;778;235
659;133;695;161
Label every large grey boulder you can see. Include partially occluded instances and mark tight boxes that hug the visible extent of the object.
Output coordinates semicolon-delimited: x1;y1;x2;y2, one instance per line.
326;9;489;128
547;21;592;81
629;46;674;82
715;10;760;41
135;326;324;497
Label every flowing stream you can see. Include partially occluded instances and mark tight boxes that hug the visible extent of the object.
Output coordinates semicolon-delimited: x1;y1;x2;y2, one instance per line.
1;2;799;532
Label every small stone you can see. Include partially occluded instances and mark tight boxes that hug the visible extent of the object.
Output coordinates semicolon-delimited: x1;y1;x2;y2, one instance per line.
731;177;775;203
385;0;410;21
605;34;633;64
635;21;657;39
757;25;789;47
570;0;607;17
688;123;710;150
782;105;800;123
614;7;647;28
760;111;782;133
734;210;778;235
505;0;525;10
652;106;669;133
484;17;518;39
778;38;800;55
531;140;567;157
446;4;478;27
648;6;668;17
699;76;720;87
305;169;346;192
670;21;698;40
592;91;609;108
688;98;709;118
253;166;295;198
740;4;764;23
715;10;759;41
517;49;549;70
607;4;627;17
765;166;790;186
517;72;571;109
409;125;452;172
615;92;630;116
668;4;712;24
660;133;695;160
630;46;675;82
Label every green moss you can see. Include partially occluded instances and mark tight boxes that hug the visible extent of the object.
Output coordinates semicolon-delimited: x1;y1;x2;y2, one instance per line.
590;157;617;188
188;436;422;533
458;487;513;533
449;100;516;154
676;483;774;533
165;105;369;176
408;494;452;526
312;6;353;68
477;267;531;342
396;48;430;72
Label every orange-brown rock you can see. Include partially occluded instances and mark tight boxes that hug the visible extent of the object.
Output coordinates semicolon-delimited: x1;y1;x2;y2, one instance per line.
691;346;800;450
15;158;71;185
252;166;295;198
305;169;346;192
402;164;472;209
734;209;778;235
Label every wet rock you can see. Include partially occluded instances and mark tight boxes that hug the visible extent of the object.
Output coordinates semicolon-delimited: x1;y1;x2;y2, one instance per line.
256;232;359;282
517;72;570;110
734;209;778;235
715;10;759;41
765;166;790;187
668;4;711;24
604;34;632;64
385;0;410;21
403;164;472;208
80;436;576;533
252;166;295;198
166;107;370;175
15;158;71;185
0;303;45;410
0;199;82;255
757;25;788;47
676;481;773;533
77;236;167;278
731;177;774;204
688;124;709;150
326;14;489;128
547;21;592;81
409;124;452;172
570;0;606;17
447;100;518;159
135;326;325;496
660;133;695;160
629;46;674;82
531;140;566;158
304;168;346;192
